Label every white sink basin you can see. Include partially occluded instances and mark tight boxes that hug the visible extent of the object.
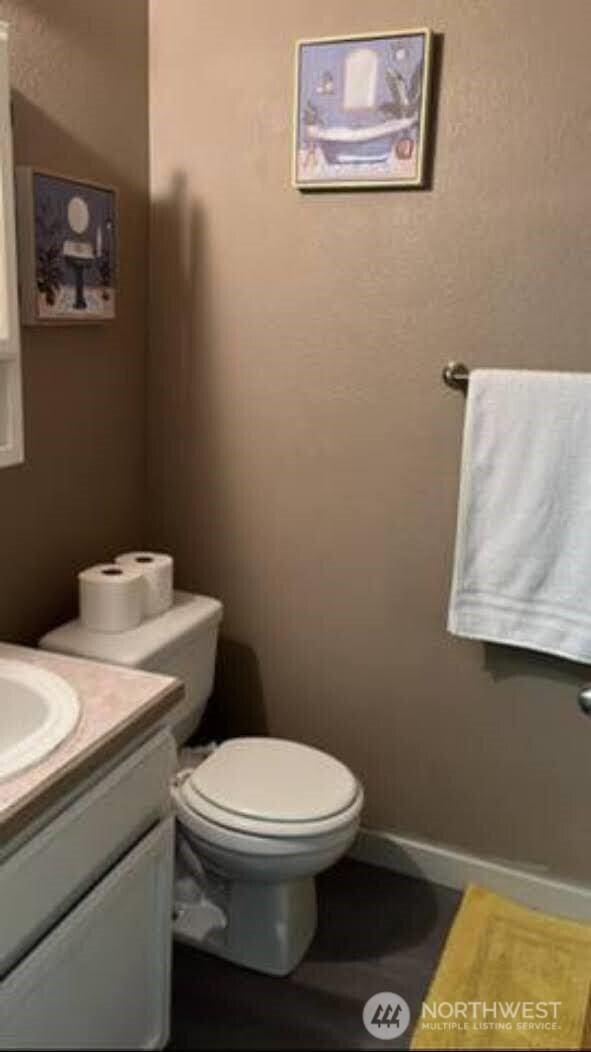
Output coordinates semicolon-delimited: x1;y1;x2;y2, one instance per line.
0;659;80;781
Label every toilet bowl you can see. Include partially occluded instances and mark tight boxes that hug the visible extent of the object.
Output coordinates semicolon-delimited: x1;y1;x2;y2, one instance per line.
170;736;363;974
39;592;364;975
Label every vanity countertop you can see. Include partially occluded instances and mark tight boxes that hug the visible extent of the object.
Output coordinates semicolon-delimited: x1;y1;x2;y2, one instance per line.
0;642;183;839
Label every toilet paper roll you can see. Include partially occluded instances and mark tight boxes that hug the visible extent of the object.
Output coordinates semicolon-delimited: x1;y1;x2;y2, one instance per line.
115;551;174;618
79;563;144;633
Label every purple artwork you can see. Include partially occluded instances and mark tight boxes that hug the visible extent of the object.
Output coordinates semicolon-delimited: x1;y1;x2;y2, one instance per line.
33;173;116;320
294;30;432;189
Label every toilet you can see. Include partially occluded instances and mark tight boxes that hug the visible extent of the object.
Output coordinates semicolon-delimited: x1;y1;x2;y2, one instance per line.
39;591;364;976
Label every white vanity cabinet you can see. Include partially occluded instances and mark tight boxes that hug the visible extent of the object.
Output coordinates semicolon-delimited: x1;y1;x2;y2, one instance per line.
0;729;176;1050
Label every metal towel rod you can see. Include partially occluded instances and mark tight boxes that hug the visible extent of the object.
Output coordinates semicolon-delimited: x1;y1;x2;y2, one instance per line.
443;361;470;390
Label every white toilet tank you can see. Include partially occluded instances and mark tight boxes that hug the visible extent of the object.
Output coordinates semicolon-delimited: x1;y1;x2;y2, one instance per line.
39;591;223;744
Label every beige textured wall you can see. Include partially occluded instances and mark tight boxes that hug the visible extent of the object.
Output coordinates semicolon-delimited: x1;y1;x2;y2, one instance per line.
0;0;149;642
148;0;591;880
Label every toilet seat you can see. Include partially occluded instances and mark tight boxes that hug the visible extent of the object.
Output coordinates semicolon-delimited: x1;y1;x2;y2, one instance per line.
175;737;364;838
172;789;363;860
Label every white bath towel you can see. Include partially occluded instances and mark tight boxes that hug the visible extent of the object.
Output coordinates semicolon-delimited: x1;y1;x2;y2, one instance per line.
448;369;591;663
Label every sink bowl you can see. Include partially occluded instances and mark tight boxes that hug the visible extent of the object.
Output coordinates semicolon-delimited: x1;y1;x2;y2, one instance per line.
0;659;80;781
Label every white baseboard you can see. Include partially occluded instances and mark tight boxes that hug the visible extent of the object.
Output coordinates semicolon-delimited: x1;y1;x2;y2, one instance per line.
349;828;591;922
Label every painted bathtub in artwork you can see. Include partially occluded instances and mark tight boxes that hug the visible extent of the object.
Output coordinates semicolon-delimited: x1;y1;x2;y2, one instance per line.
294;31;431;187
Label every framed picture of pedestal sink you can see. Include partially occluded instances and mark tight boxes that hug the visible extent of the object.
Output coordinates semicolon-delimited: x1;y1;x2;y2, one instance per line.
293;29;433;189
15;168;117;324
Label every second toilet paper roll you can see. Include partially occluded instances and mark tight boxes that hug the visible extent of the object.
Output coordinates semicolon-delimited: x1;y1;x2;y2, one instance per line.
115;551;174;618
79;563;144;632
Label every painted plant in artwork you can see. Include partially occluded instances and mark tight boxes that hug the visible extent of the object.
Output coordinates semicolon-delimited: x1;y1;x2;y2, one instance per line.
34;174;116;319
295;32;430;187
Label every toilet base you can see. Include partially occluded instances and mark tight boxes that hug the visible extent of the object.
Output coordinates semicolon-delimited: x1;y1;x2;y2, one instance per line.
173;873;318;976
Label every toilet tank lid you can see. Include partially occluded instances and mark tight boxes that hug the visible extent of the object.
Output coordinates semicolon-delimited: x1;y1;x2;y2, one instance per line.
38;591;223;668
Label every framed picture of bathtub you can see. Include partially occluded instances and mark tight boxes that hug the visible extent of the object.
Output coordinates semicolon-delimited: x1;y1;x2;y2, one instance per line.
293;29;433;189
15;167;117;324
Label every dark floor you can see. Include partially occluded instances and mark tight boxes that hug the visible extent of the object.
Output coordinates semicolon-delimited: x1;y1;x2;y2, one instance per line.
169;858;460;1051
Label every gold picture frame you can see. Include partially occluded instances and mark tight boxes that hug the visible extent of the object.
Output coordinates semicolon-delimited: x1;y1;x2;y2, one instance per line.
293;29;433;190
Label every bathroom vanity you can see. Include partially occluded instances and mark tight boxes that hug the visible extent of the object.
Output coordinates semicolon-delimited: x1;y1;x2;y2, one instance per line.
0;644;182;1050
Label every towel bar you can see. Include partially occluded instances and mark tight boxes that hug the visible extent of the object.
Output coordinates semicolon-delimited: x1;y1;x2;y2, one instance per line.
442;362;470;390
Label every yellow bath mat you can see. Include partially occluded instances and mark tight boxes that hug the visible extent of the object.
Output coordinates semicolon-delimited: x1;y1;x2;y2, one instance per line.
411;884;591;1050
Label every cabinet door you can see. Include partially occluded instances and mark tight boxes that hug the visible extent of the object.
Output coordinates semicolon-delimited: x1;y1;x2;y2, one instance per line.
0;817;174;1050
1;729;175;975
